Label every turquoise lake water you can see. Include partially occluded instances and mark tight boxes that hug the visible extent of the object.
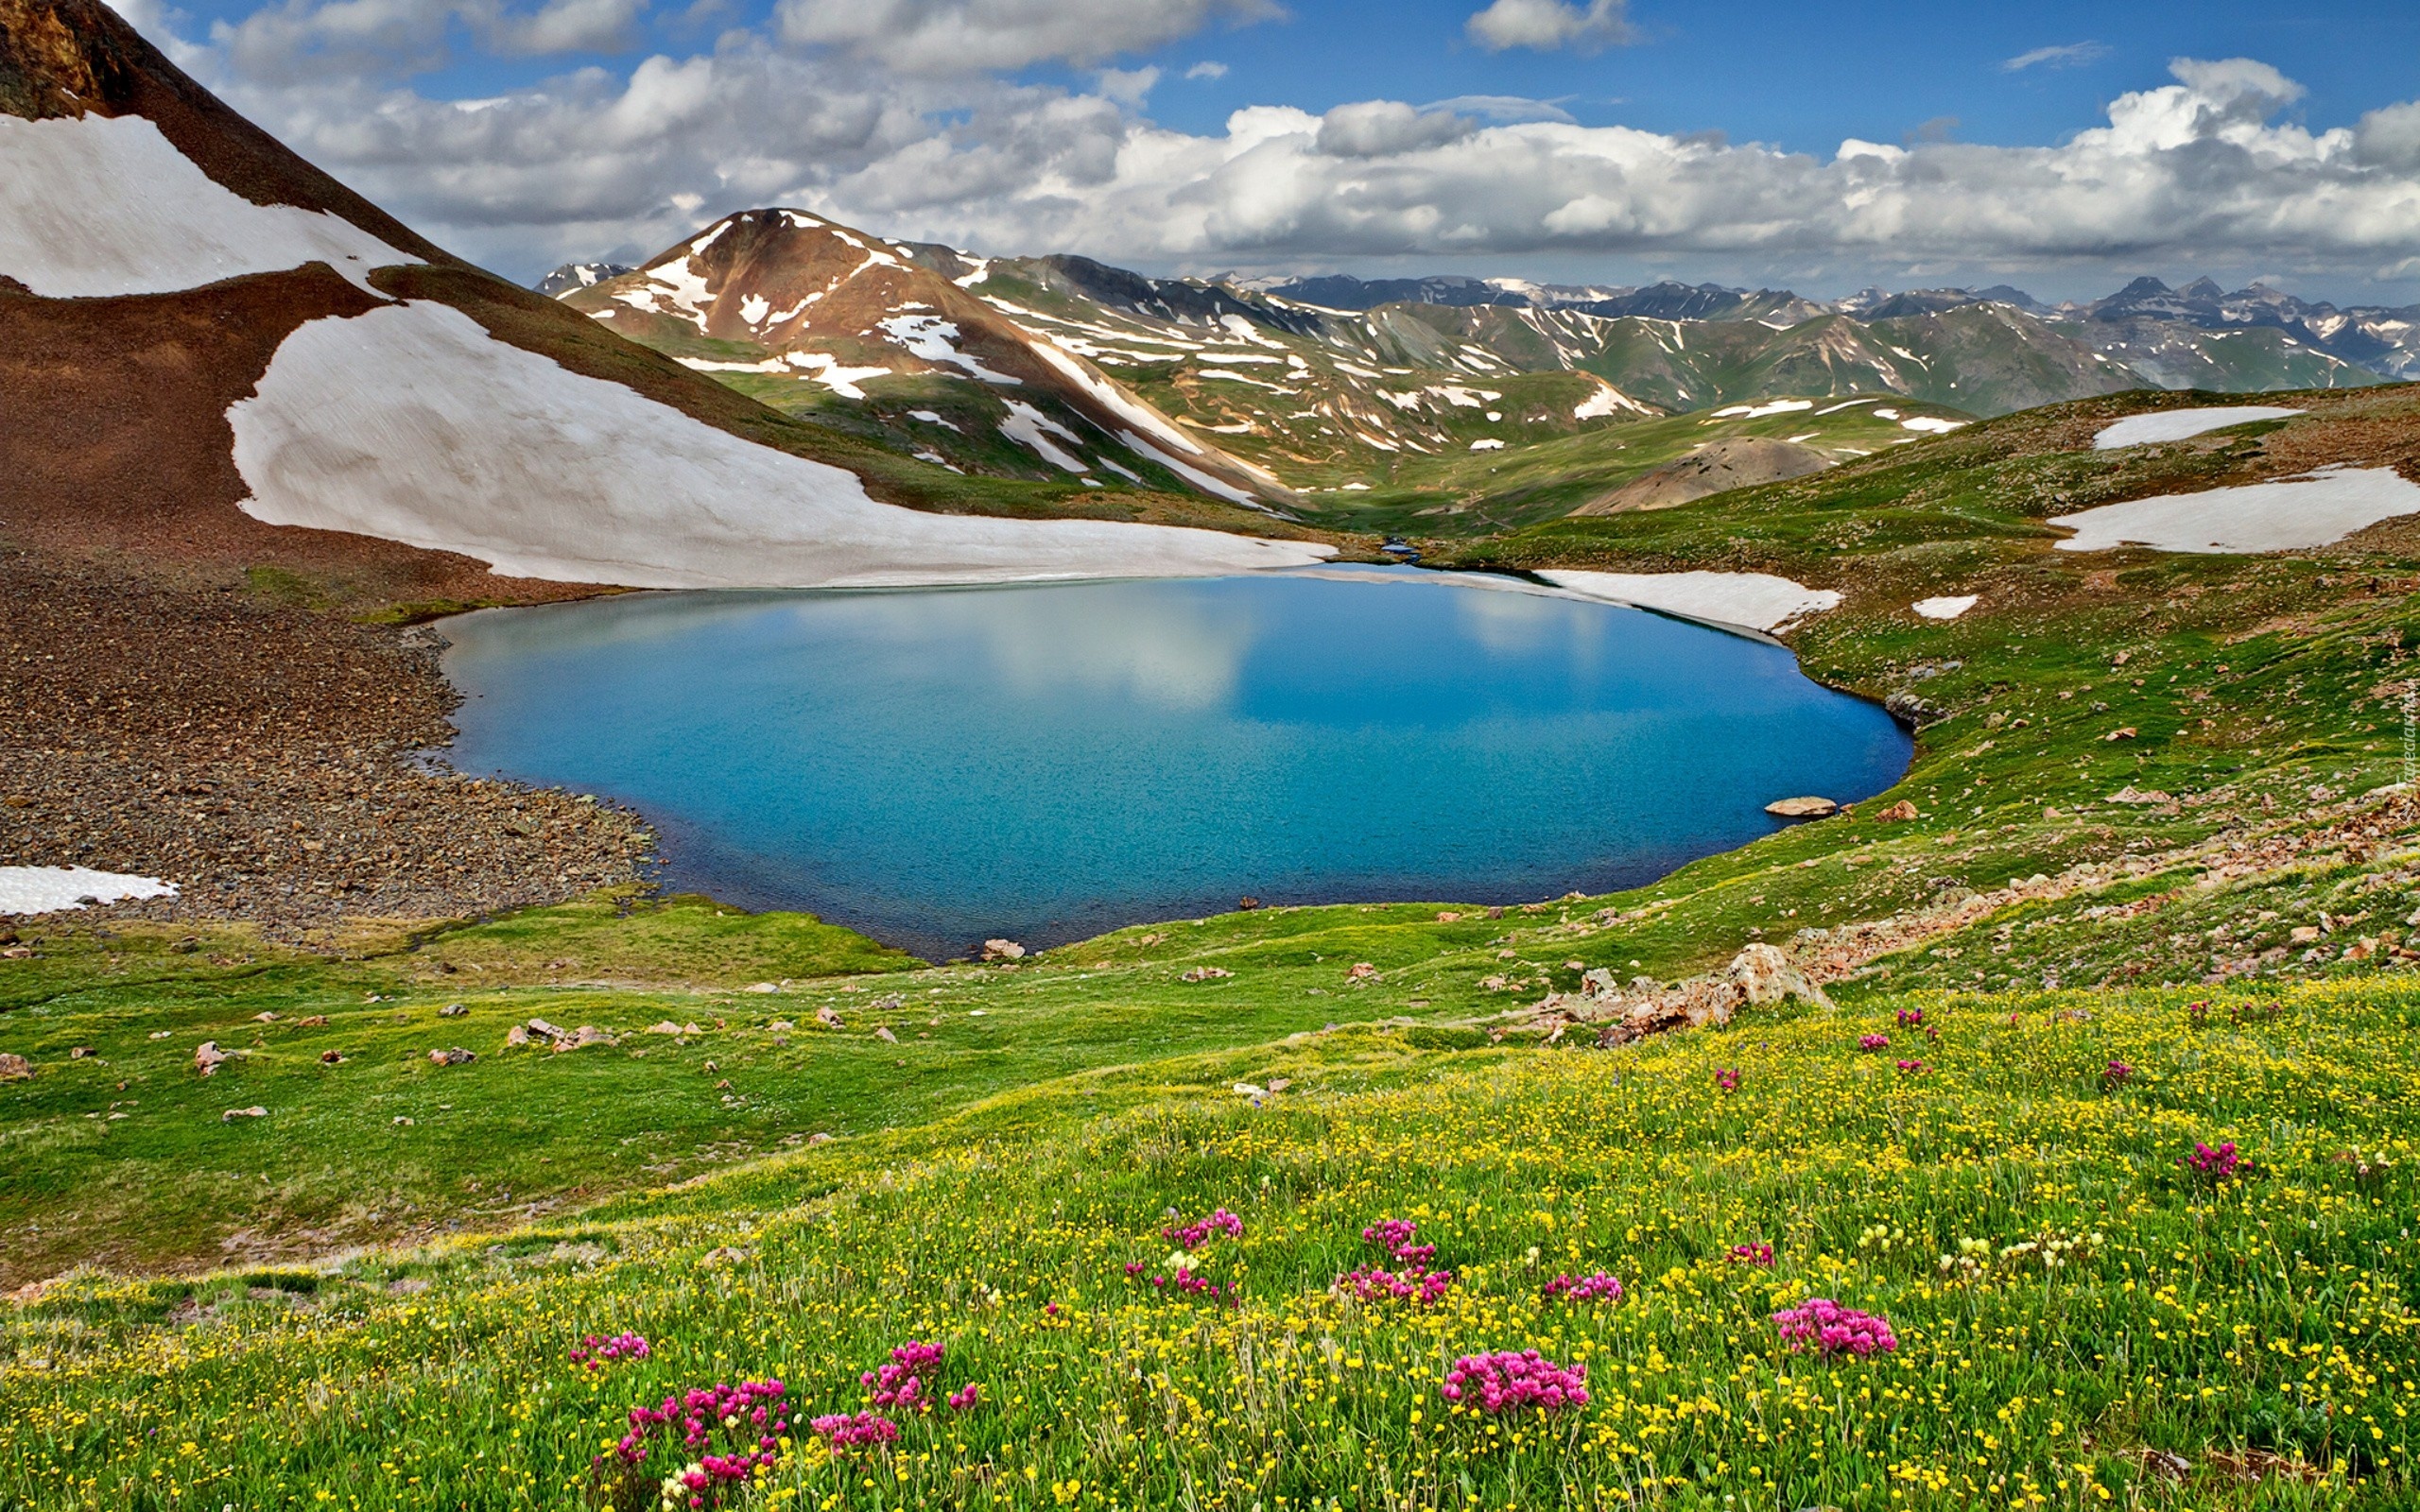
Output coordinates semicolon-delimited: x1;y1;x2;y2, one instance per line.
441;569;1910;960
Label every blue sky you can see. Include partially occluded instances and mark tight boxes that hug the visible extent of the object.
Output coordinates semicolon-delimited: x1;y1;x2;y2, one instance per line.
131;0;2420;301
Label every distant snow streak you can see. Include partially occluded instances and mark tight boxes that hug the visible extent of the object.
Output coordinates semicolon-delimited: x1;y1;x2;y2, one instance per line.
2091;406;2303;449
0;113;416;298
228;301;1332;588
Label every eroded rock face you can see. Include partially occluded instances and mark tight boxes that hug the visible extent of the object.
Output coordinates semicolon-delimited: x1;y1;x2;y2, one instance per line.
1530;943;1833;1047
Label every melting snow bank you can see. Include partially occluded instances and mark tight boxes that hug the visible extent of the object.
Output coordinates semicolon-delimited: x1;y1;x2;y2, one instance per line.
2052;467;2420;554
2093;406;2302;450
1912;595;1979;621
1536;570;1841;632
230;302;1333;588
0;113;416;298
0;867;177;915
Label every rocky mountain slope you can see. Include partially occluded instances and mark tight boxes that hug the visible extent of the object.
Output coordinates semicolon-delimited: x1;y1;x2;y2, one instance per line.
0;0;1323;599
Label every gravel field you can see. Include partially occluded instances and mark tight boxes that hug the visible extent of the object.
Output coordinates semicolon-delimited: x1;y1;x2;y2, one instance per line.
0;547;651;934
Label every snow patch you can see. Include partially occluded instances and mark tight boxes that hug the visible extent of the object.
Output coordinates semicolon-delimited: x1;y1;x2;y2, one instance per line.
1899;416;1965;434
1538;570;1842;632
998;401;1090;472
227;301;1332;588
1574;383;1649;420
1912;594;1979;621
0;113;417;298
2092;406;2303;449
783;352;890;399
1117;431;1259;507
876;315;1020;384
2051;467;2420;554
1469;438;1506;451
1712;399;1816;420
0;866;177;915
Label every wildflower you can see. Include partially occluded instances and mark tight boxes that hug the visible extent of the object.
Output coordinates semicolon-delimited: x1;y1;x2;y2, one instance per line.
1336;1265;1454;1305
861;1341;943;1410
1542;1271;1623;1303
2187;1141;2241;1180
1362;1217;1436;1264
809;1411;898;1452
947;1383;981;1411
1859;1033;1890;1052
1713;1067;1740;1093
1728;1242;1775;1267
1894;1058;1927;1075
569;1332;650;1370
1160;1208;1243;1250
612;1379;788;1507
2102;1060;2134;1085
1896;1007;1924;1027
1772;1298;1898;1356
1440;1350;1588;1414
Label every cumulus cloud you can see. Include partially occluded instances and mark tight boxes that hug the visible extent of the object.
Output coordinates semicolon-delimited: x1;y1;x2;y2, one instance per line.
2002;41;2107;73
1464;0;1632;54
130;11;2420;297
770;0;1280;74
212;0;644;80
1184;60;1227;80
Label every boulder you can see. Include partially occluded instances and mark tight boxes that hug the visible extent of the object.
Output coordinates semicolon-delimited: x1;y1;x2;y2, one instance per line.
874;1026;899;1044
195;1041;229;1076
222;1106;268;1121
525;1018;566;1041
427;1047;475;1066
1764;797;1838;819
438;1004;467;1018
0;1053;31;1081
1182;966;1233;982
1874;800;1921;822
814;1006;845;1029
980;938;1026;961
504;1024;532;1047
647;1021;685;1035
567;1025;614;1049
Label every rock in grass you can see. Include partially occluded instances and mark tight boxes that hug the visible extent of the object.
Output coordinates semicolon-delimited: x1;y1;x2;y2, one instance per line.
1873;800;1920;822
0;1053;30;1081
195;1041;229;1076
439;1004;467;1018
427;1047;475;1066
221;1106;267;1121
981;938;1027;961
1764;797;1838;818
814;1007;844;1029
1182;966;1233;982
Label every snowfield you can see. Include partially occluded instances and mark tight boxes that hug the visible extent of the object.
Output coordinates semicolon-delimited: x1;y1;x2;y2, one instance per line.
1537;570;1842;632
2093;406;2302;450
0;113;416;297
2051;467;2420;554
228;301;1334;588
0;867;178;915
1912;594;1979;621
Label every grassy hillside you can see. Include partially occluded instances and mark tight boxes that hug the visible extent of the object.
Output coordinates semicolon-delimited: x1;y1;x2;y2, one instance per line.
6;385;2420;1508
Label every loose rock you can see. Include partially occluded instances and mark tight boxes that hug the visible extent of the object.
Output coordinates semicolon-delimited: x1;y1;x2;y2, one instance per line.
1764;797;1838;818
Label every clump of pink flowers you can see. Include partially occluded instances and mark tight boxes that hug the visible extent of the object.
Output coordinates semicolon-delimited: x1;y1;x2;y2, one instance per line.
1162;1208;1243;1249
1894;1058;1928;1075
1859;1033;1890;1052
1729;1242;1775;1267
1542;1271;1623;1304
810;1411;898;1452
1338;1265;1454;1305
2103;1060;2134;1086
862;1341;943;1411
2187;1141;2242;1180
1714;1067;1741;1093
1440;1350;1588;1415
1896;1007;1924;1027
1362;1218;1437;1264
947;1383;980;1411
1772;1298;1898;1357
569;1332;650;1370
612;1380;788;1506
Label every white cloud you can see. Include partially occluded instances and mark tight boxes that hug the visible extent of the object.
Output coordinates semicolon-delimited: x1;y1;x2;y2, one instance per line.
2002;41;2107;73
1097;65;1160;108
1184;60;1227;80
770;0;1280;74
1464;0;1632;54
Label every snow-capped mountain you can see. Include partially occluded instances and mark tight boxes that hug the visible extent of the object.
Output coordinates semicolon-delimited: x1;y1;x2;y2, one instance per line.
0;0;1327;594
536;261;632;297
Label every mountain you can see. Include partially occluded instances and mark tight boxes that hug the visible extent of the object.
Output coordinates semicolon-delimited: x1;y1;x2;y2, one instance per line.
535;261;631;296
2053;275;2409;389
0;0;1322;601
556;211;1291;506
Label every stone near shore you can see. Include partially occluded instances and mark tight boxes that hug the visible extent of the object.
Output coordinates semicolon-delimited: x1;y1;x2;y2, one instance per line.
1764;797;1838;819
981;938;1027;961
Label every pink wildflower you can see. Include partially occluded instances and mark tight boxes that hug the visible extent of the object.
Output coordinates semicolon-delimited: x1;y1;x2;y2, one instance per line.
1714;1067;1741;1093
1896;1007;1924;1027
1542;1271;1623;1304
1894;1058;1928;1075
1361;1217;1437;1264
2103;1060;2134;1085
1161;1208;1244;1249
569;1332;650;1370
1859;1033;1890;1052
947;1383;981;1411
2187;1141;2241;1180
861;1341;944;1411
1729;1242;1775;1267
1440;1350;1588;1415
612;1378;788;1488
811;1411;898;1452
1336;1265;1454;1305
1772;1298;1897;1357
